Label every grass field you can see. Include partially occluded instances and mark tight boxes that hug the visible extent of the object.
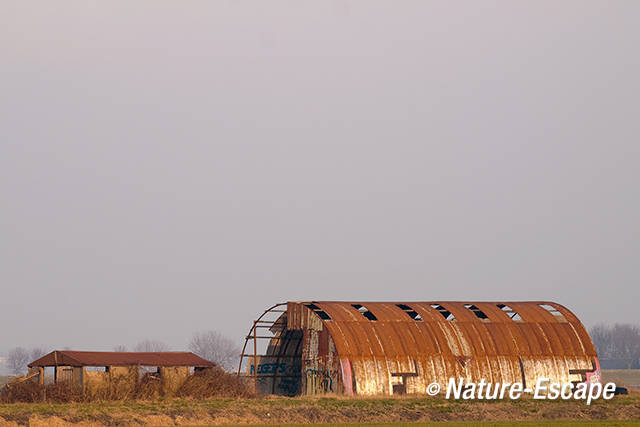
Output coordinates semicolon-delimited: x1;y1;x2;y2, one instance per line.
1;392;639;426
1;371;639;425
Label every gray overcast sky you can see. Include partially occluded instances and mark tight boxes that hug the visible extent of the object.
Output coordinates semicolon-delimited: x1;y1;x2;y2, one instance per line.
1;1;639;359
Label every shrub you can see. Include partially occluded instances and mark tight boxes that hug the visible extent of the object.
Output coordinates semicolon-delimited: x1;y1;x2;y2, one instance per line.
176;367;254;398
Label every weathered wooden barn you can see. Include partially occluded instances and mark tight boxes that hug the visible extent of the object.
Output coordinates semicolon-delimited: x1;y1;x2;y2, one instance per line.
239;301;599;396
28;351;215;396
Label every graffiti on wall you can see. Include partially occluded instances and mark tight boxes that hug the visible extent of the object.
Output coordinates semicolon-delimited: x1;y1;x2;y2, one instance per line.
251;360;302;396
305;368;334;393
250;362;287;375
579;358;602;384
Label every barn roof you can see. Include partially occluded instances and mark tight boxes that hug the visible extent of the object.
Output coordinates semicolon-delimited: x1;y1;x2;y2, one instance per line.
28;351;215;368
287;301;596;359
278;300;597;395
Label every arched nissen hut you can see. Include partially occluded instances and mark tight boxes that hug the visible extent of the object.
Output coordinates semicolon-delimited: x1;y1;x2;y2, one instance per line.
239;301;599;396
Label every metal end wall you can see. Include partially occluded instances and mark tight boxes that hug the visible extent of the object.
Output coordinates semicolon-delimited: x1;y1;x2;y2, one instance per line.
252;301;598;396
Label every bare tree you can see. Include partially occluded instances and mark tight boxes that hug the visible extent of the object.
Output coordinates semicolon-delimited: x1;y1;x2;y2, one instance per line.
590;323;615;359
189;330;240;371
113;345;128;352
30;347;48;362
134;339;170;352
6;347;30;375
611;324;640;366
590;323;640;368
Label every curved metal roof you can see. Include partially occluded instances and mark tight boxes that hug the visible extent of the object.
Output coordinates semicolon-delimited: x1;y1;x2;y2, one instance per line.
302;301;595;359
285;301;596;395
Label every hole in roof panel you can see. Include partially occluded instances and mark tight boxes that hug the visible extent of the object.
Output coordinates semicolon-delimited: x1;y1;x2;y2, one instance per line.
407;310;422;321
430;304;455;321
539;304;566;322
396;304;423;321
464;304;489;320
351;304;377;321
304;303;332;320
539;304;561;314
315;311;331;320
497;304;522;321
362;311;377;321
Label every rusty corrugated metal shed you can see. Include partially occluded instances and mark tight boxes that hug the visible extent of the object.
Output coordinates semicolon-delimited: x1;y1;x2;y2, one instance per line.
304;301;594;357
28;351;215;368
245;300;599;396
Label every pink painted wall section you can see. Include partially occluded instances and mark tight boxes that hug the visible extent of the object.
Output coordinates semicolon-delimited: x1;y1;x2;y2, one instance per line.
340;358;353;396
586;358;602;384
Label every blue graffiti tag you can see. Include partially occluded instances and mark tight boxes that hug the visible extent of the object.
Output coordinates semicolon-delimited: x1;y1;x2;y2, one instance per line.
305;368;334;392
250;362;287;375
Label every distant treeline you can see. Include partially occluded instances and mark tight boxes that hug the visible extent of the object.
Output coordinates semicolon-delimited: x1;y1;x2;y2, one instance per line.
590;323;640;369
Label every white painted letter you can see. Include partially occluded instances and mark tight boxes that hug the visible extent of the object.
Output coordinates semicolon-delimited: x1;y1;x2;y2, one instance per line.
561;383;574;400
446;377;464;399
602;383;616;400
574;382;587;400
548;382;560;400
477;378;487;399
509;382;523;400
462;382;476;400
534;377;548;399
586;382;602;405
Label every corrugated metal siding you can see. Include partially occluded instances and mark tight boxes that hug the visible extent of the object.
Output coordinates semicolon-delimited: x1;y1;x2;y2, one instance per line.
287;301;596;396
251;301;596;396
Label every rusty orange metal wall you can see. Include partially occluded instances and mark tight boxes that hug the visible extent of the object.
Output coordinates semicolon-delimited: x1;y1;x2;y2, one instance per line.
281;301;597;396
